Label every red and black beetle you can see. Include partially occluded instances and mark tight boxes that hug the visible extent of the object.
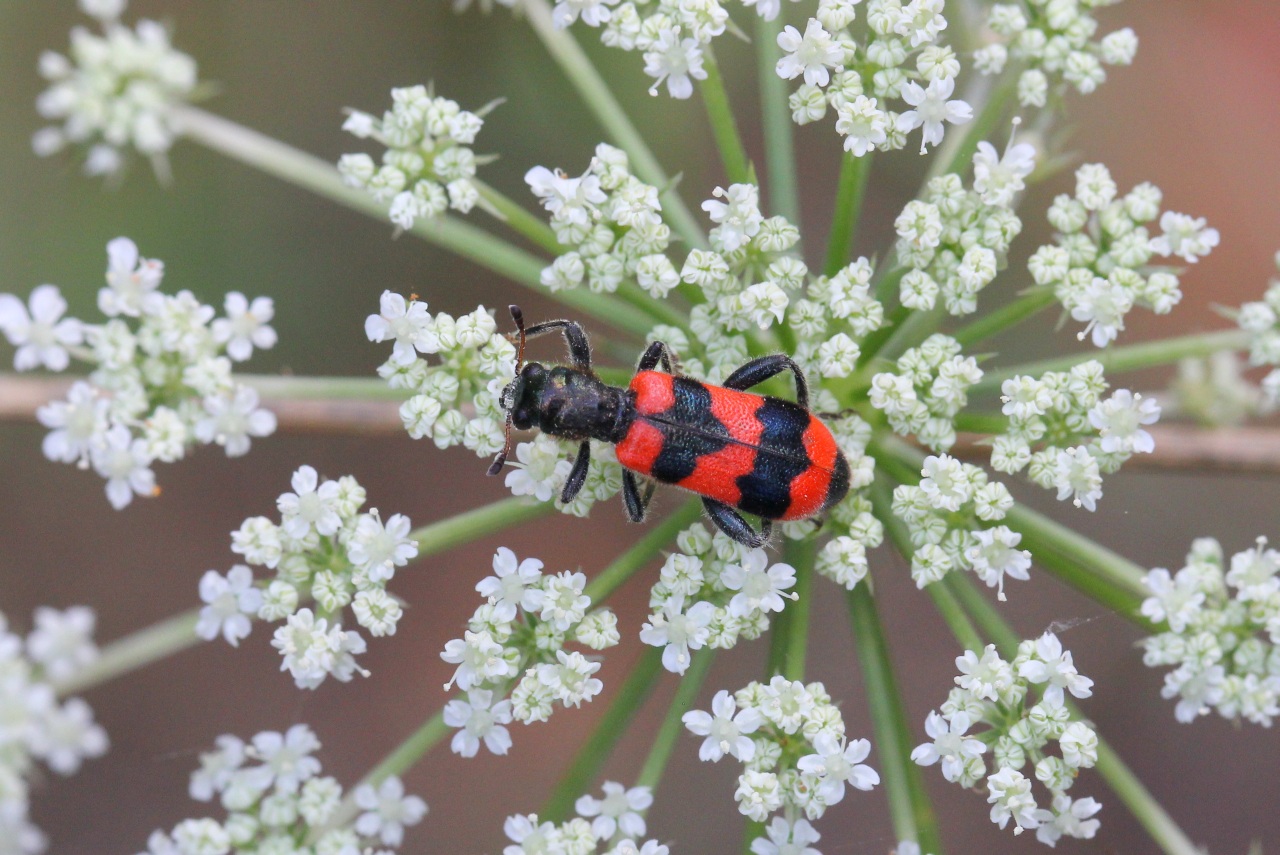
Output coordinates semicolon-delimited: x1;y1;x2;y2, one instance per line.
487;306;850;548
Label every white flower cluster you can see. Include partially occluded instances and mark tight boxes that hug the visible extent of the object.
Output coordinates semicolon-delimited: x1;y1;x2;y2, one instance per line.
138;724;427;855
891;453;1029;597
683;680;879;848
442;547;621;755
642;524;799;673
783;1;974;156
0;607;109;855
545;0;808;100
911;634;1100;846
527;144;675;298
870;334;983;452
1027;162;1217;347
893;150;1029;318
973;1;1137;107
1236;252;1280;408
202;466;418;689
33;0;197;177
1141;537;1280;727
991;363;1160;512
501;781;665;855
686;184;812;348
338;85;493;230
0;237;277;509
367;291;625;518
814;491;884;591
366;291;514;457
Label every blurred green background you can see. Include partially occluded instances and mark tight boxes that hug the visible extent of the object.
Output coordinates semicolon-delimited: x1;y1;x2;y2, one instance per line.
2;2;1280;852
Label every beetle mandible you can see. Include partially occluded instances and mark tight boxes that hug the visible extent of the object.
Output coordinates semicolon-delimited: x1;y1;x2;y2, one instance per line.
486;306;850;548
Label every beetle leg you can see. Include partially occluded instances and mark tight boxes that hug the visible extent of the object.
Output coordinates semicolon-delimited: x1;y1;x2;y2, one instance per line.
636;340;675;374
702;497;771;549
722;354;809;409
522;318;592;371
561;441;591;504
622;471;655;522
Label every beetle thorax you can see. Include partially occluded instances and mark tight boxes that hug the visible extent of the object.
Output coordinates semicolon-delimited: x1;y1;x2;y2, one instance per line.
507;362;633;444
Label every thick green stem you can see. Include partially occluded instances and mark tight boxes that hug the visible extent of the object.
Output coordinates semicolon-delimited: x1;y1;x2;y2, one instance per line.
52;610;200;697
848;584;945;854
699;49;752;186
971;329;1252;395
409;496;555;557
172;105;651;337
584;499;702;603
636;648;715;791
755;13;800;228
952;288;1056;349
824;152;872;277
946;573;1202;855
521;0;707;250
474;178;563;255
541;647;666;822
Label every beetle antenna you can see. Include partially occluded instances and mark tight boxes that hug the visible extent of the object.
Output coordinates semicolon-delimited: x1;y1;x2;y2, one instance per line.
487;305;527;476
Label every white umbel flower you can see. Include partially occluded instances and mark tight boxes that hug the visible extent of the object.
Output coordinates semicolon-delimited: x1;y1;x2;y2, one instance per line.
444;689;514;758
196;565;263;647
775;19;843;88
643;28;707;99
0;284;84;372
475;546;544;622
212;292;277;362
1088;389;1160;454
896;77;973;154
911;711;986;783
722;551;796;618
353;775;428;846
574;781;652;841
682;689;765;762
90;423;156;509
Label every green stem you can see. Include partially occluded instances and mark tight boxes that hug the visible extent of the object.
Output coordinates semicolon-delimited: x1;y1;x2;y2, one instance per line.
871;479;983;653
971;329;1252;395
878;306;945;364
951;288;1056;349
946;573;1202;855
951;412;1008;434
172;105;651;338
699;48;752;186
1093;737;1205;855
242;374;405;400
614;283;696;335
636;648;715;791
52;610;200;697
584;499;702;603
1002;503;1153;626
541;647;666;822
824;152;872;277
354;710;447;787
319;711;448;834
474;178;563;255
409;496;555;557
521;0;707;250
848;584;944;855
755;13;800;228
782;540;815;681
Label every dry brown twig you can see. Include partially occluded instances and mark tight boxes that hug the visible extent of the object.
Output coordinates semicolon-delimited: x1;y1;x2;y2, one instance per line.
2;374;1279;473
